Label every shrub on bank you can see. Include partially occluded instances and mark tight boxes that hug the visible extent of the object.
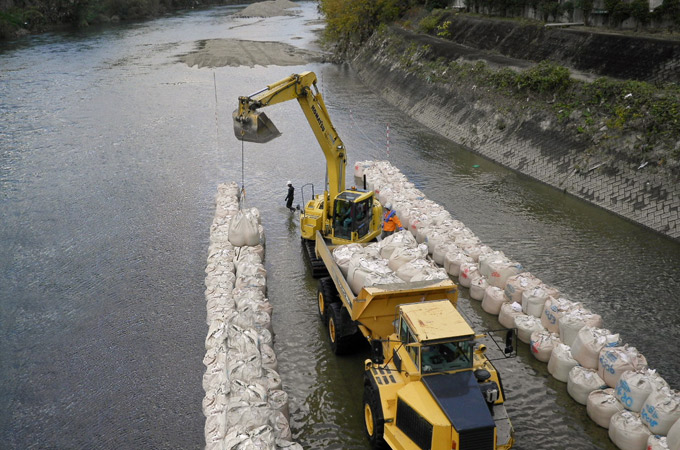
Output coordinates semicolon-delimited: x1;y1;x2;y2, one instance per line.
375;26;680;176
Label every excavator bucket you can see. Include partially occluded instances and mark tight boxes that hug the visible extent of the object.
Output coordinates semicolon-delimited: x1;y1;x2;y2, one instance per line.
233;109;281;143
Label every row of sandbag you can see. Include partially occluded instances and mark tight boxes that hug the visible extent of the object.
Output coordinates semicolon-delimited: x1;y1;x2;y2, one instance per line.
355;160;680;450
203;182;301;450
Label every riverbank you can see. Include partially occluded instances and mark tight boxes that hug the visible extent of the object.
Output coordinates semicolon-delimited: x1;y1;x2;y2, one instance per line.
348;24;680;242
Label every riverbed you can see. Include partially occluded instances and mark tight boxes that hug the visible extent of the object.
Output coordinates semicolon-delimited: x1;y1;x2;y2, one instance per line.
1;2;678;449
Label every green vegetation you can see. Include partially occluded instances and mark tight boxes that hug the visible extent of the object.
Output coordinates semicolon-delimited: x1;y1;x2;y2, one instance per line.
0;0;236;39
375;27;680;173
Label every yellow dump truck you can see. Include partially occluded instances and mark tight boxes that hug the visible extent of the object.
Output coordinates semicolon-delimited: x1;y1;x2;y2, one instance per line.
315;231;515;450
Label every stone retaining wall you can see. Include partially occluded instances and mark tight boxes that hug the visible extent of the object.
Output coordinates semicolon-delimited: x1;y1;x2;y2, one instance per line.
351;28;679;241
432;15;680;84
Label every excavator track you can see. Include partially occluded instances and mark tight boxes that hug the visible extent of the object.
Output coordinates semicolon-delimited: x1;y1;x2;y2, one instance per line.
302;238;329;279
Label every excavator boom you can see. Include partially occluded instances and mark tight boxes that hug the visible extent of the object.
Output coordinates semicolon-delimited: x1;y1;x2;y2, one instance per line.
233;72;382;245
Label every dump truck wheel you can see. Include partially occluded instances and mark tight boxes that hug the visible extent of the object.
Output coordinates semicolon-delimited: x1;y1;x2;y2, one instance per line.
363;382;388;449
317;277;339;326
327;303;353;355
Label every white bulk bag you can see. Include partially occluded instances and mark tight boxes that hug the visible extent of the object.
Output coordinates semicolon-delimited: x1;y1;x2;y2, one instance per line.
587;388;624;429
235;263;266;279
229;379;268;403
380;230;418;259
598;345;648;388
668;417;680;450
424;230;451;254
264;367;282;391
388;244;428;271
270;410;293;441
615;369;658;413
469;276;489;301
217;181;240;198
205;272;236;291
530;330;561;363
268;389;291;422
205;318;229;350
365;271;405;287
481;257;523;288
498;302;525;329
568;366;607;405
203;385;228;417
504;273;542;304
433;242;460;266
235;273;266;296
205;410;228;444
260;343;278;371
647;435;669;450
541;296;580;334
515;315;545;344
332;243;364;276
522;287;549;318
478;252;507;279
640;387;680;435
481;286;506;315
225;400;271;431
411;267;449;282
228;209;261;247
558;309;603;347
608;411;652;450
547;343;579;383
571;326;620;370
396;258;436;282
459;262;480;288
460;243;493;263
202;360;228;394
444;251;473;277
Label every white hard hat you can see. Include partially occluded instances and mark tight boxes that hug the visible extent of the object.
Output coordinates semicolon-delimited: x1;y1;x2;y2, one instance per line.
385;202;392;210
287;180;292;185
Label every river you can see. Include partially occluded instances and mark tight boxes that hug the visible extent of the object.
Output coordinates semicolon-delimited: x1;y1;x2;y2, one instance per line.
1;2;679;449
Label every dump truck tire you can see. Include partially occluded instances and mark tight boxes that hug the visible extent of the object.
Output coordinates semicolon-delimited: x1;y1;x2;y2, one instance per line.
317;277;339;326
363;382;388;450
327;303;354;355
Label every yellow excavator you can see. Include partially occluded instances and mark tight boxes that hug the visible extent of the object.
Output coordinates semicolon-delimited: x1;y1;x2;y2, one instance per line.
233;72;383;275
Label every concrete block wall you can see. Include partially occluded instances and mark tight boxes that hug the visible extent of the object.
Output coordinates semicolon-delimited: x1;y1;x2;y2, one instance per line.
352;31;680;241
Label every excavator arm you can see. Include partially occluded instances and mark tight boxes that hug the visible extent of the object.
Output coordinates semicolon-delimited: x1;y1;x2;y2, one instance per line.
233;71;347;202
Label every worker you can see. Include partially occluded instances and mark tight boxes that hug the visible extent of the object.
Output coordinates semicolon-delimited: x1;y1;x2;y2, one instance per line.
285;181;295;212
382;203;403;238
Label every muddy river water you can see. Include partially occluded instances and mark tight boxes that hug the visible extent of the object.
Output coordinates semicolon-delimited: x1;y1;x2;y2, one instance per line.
1;2;679;449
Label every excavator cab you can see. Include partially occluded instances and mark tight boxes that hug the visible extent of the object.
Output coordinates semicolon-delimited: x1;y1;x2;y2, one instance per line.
233;101;281;144
332;191;375;243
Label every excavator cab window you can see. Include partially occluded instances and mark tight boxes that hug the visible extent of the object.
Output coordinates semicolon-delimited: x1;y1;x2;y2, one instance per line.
332;191;373;241
333;197;354;240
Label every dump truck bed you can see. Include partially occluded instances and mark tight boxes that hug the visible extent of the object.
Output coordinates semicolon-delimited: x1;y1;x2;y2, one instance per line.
315;231;458;341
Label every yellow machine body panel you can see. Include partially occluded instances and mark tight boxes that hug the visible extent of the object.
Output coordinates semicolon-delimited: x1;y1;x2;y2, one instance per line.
315;231;459;341
363;299;515;450
233;72;382;244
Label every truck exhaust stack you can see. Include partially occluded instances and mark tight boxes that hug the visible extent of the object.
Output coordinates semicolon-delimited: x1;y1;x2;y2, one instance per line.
233;109;281;143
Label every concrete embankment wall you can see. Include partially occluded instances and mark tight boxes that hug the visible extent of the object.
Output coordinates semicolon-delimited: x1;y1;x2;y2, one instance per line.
350;27;680;241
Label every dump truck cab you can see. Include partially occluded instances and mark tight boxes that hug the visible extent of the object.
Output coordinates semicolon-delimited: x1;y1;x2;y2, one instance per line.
364;300;515;450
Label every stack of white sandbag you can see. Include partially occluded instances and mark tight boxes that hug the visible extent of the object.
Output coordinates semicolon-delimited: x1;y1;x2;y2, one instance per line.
333;230;451;295
204;182;300;450
358;160;679;450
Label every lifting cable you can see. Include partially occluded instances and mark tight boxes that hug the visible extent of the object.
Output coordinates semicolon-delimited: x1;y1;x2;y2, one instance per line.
240;131;246;208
